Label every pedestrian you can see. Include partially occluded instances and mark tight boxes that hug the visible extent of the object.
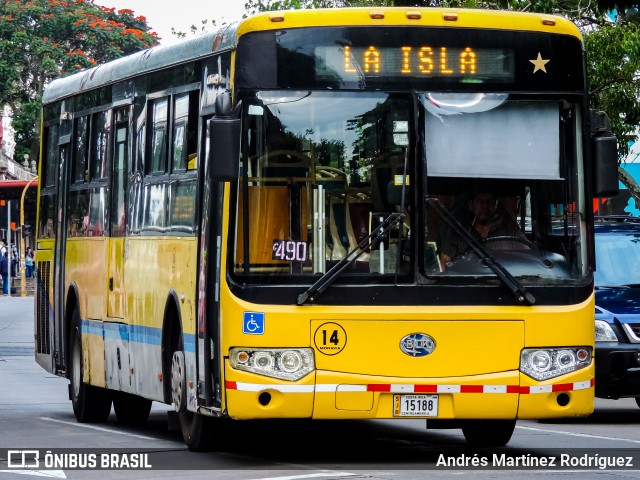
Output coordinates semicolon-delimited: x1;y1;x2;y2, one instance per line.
0;239;6;257
0;251;9;296
25;247;34;279
10;245;18;278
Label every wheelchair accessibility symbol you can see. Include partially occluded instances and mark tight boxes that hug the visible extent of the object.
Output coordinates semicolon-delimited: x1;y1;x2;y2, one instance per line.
243;312;265;335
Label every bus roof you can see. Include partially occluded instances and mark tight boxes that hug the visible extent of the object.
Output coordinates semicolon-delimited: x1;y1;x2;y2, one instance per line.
42;7;581;106
42;23;238;105
238;7;581;39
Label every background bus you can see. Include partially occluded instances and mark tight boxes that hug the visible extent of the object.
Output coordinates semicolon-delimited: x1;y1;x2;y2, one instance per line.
35;8;618;451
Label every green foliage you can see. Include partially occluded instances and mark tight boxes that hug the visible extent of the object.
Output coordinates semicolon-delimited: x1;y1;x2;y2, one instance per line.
585;21;640;154
0;0;159;158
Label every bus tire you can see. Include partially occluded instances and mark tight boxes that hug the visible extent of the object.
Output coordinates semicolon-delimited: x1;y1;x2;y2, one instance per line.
461;419;516;447
69;307;112;423
113;392;152;425
171;349;215;451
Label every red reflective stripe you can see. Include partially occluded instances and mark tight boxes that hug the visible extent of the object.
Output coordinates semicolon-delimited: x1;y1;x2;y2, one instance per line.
460;385;484;393
552;383;573;392
225;381;237;390
507;385;522;394
367;384;391;392
414;384;438;393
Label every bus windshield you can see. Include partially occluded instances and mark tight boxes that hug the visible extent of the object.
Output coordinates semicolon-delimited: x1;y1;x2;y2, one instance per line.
232;90;588;286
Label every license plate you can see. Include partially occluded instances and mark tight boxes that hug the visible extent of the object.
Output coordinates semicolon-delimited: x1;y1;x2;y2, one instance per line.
393;394;438;417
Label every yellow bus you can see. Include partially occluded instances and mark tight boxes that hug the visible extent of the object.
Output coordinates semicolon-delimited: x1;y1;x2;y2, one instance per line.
35;7;619;450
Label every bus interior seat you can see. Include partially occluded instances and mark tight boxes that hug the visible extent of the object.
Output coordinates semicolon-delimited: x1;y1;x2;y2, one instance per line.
316;167;348;261
345;190;374;264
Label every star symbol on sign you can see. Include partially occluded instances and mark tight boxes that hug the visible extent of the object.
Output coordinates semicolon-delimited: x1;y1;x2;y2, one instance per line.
530;53;550;74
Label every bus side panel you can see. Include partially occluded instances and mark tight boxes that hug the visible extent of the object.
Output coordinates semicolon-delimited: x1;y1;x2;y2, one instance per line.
103;322;133;393
64;238;87;320
66;237;108;388
125;235;198;403
85;237;108;322
82;321;107;388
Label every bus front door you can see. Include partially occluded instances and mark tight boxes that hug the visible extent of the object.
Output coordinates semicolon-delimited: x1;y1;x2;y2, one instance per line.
107;109;128;319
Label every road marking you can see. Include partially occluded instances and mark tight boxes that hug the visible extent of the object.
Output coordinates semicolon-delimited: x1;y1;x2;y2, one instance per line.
245;473;357;480
0;471;66;478
517;424;640;444
39;417;175;442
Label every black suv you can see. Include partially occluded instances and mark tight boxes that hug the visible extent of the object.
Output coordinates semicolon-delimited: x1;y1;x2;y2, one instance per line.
594;216;640;405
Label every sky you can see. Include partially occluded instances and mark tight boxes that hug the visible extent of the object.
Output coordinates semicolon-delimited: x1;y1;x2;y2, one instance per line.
94;0;248;45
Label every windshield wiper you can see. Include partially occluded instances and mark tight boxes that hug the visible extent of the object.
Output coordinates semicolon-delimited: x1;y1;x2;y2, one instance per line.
426;197;535;306
297;212;405;305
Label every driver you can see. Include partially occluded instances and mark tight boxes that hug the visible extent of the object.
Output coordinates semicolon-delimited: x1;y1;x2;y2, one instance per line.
439;192;525;267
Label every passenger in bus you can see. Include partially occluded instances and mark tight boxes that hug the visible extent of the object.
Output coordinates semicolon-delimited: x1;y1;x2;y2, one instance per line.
439;192;525;267
42;218;55;238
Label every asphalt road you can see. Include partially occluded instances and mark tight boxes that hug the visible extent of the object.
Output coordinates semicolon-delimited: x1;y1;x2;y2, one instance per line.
3;296;640;479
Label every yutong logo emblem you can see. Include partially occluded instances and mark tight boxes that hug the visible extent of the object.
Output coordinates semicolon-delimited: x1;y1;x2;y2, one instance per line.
400;333;436;357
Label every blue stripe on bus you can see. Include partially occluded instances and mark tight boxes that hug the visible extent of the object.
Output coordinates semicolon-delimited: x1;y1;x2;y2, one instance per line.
81;320;196;352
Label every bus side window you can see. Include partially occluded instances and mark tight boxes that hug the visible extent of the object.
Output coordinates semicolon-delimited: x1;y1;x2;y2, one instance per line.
148;97;168;174
172;91;199;172
89;110;111;181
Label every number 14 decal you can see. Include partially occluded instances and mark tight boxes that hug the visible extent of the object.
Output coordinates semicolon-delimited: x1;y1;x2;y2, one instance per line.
314;322;347;355
322;329;340;345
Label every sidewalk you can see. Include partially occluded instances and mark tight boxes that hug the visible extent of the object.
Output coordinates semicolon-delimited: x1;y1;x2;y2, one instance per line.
0;295;35;357
1;275;36;297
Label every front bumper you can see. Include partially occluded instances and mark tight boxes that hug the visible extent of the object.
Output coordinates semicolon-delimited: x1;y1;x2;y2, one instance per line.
595;342;640;399
223;363;594;420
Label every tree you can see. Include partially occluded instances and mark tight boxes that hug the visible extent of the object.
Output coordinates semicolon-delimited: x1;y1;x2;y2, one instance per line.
0;0;160;160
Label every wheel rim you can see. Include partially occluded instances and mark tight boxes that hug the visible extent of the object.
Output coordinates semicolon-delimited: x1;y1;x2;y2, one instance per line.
171;351;186;412
72;330;81;398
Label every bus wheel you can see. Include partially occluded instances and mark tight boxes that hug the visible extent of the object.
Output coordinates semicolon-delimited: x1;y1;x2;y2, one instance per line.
171;350;214;451
461;419;516;447
69;307;112;423
113;392;152;425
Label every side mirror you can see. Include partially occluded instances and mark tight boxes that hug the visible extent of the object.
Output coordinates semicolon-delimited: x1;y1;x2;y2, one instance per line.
591;111;619;198
208;92;240;182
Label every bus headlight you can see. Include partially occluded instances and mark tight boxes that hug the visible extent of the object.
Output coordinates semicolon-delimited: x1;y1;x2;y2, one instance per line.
520;347;591;381
595;320;618;342
229;348;314;381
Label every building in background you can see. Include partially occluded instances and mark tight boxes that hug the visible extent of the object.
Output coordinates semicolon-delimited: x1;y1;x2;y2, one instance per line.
0;106;37;181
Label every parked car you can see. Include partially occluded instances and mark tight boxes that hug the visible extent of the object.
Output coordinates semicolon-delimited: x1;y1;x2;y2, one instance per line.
594;216;640;405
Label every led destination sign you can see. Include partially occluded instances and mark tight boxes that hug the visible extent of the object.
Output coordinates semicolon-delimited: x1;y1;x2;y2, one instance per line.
315;45;514;81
